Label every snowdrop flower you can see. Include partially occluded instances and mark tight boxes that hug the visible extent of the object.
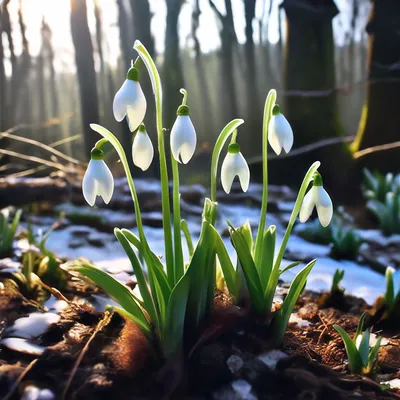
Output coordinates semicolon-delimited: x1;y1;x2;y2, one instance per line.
170;92;197;164
82;148;114;207
268;104;293;155
113;66;146;132
221;143;250;194
132;124;154;171
299;173;333;227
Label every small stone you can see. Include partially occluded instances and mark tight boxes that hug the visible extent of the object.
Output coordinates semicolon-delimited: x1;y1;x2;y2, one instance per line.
227;355;244;374
22;386;55;400
70;227;91;238
68;239;85;249
258;350;288;370
382;378;400;390
231;380;253;399
86;234;106;248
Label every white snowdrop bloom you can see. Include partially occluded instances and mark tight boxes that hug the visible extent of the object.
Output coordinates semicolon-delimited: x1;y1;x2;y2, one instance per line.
82;149;114;207
268;105;294;155
132;124;154;171
113;66;146;132
221;143;250;194
170;105;197;164
299;175;333;227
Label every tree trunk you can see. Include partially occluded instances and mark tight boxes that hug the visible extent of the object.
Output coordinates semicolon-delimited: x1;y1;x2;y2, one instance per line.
0;10;7;132
278;0;358;203
70;0;100;157
130;0;154;55
351;0;400;172
116;0;133;68
164;0;184;128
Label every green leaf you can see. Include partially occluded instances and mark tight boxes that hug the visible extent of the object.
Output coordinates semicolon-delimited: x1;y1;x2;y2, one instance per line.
368;336;382;366
163;273;190;357
358;329;370;367
385;267;395;308
333;324;364;374
260;226;276;288
355;312;366;341
211;225;238;298
114;229;161;329
271;260;316;343
69;262;149;331
279;261;302;276
113;306;151;335
181;219;194;257
228;222;264;313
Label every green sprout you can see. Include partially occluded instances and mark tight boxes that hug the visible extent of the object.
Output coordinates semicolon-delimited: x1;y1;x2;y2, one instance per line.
331;269;345;293
330;225;363;260
0;209;22;258
367;191;400;235
363;169;400;203
333;313;382;375
73;40;334;359
382;267;400;317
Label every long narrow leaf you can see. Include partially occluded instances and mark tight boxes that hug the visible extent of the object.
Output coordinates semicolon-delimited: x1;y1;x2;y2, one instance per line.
113;307;151;335
271;260;316;343
368;336;382;366
355;312;366;340
69;263;149;331
333;324;364;374
228;222;264;313
114;229;160;327
279;261;301;276
260;226;276;288
358;329;370;366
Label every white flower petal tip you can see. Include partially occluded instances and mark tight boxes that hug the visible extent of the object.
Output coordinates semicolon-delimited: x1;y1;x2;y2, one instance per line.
268;112;293;155
82;159;114;207
170;115;197;164
221;151;250;194
113;78;146;132
132;128;154;171
299;185;333;227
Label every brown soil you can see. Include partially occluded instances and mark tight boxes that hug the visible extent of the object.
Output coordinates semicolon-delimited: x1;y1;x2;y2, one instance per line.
0;285;399;400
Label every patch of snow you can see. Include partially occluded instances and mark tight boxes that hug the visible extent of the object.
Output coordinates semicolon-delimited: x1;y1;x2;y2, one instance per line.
6;312;60;339
381;378;400;390
1;338;46;355
231;380;253;399
289;313;311;328
21;386;55;400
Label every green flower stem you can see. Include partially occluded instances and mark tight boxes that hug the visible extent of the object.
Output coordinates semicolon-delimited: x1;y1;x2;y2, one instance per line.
134;40;174;285
180;88;187;106
181;219;194;257
94;138;108;150
273;161;321;270
171;157;184;283
210;119;244;205
254;89;276;269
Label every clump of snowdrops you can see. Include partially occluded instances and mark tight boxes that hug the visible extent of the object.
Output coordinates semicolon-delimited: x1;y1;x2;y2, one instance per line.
71;41;334;359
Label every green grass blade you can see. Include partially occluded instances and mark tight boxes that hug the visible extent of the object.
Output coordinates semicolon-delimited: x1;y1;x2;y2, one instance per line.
279;261;302;276
181;219;194;257
113;306;151;335
271;260;316;343
358;329;370;367
368;336;382;366
260;226;276;288
385;267;395;308
333;324;364;374
355;312;366;340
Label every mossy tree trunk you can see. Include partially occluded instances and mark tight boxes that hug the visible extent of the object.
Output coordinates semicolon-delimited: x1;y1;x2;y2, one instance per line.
277;0;358;203
164;0;184;129
70;0;100;157
351;0;400;172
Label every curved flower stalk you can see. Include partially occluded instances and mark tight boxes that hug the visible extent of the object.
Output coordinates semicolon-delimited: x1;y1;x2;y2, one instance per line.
170;89;197;164
113;65;147;132
82;148;114;207
221;143;250;194
132;124;154;171
268;104;293;155
299;172;333;227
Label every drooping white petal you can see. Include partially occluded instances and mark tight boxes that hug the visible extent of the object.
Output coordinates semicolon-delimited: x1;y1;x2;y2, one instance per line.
220;152;250;194
132;131;154;171
268;114;294;155
315;186;333;227
170;115;197;164
82;160;114;206
82;160;97;206
299;187;316;223
355;335;362;350
113;80;147;132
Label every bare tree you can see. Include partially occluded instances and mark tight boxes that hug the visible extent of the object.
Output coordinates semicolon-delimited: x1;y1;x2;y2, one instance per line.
164;0;185;128
130;0;154;55
352;0;400;171
116;0;133;68
0;8;8;131
70;0;100;157
209;0;238;121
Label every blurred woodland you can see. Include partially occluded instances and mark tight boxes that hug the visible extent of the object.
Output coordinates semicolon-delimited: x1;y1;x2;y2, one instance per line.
0;0;399;203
